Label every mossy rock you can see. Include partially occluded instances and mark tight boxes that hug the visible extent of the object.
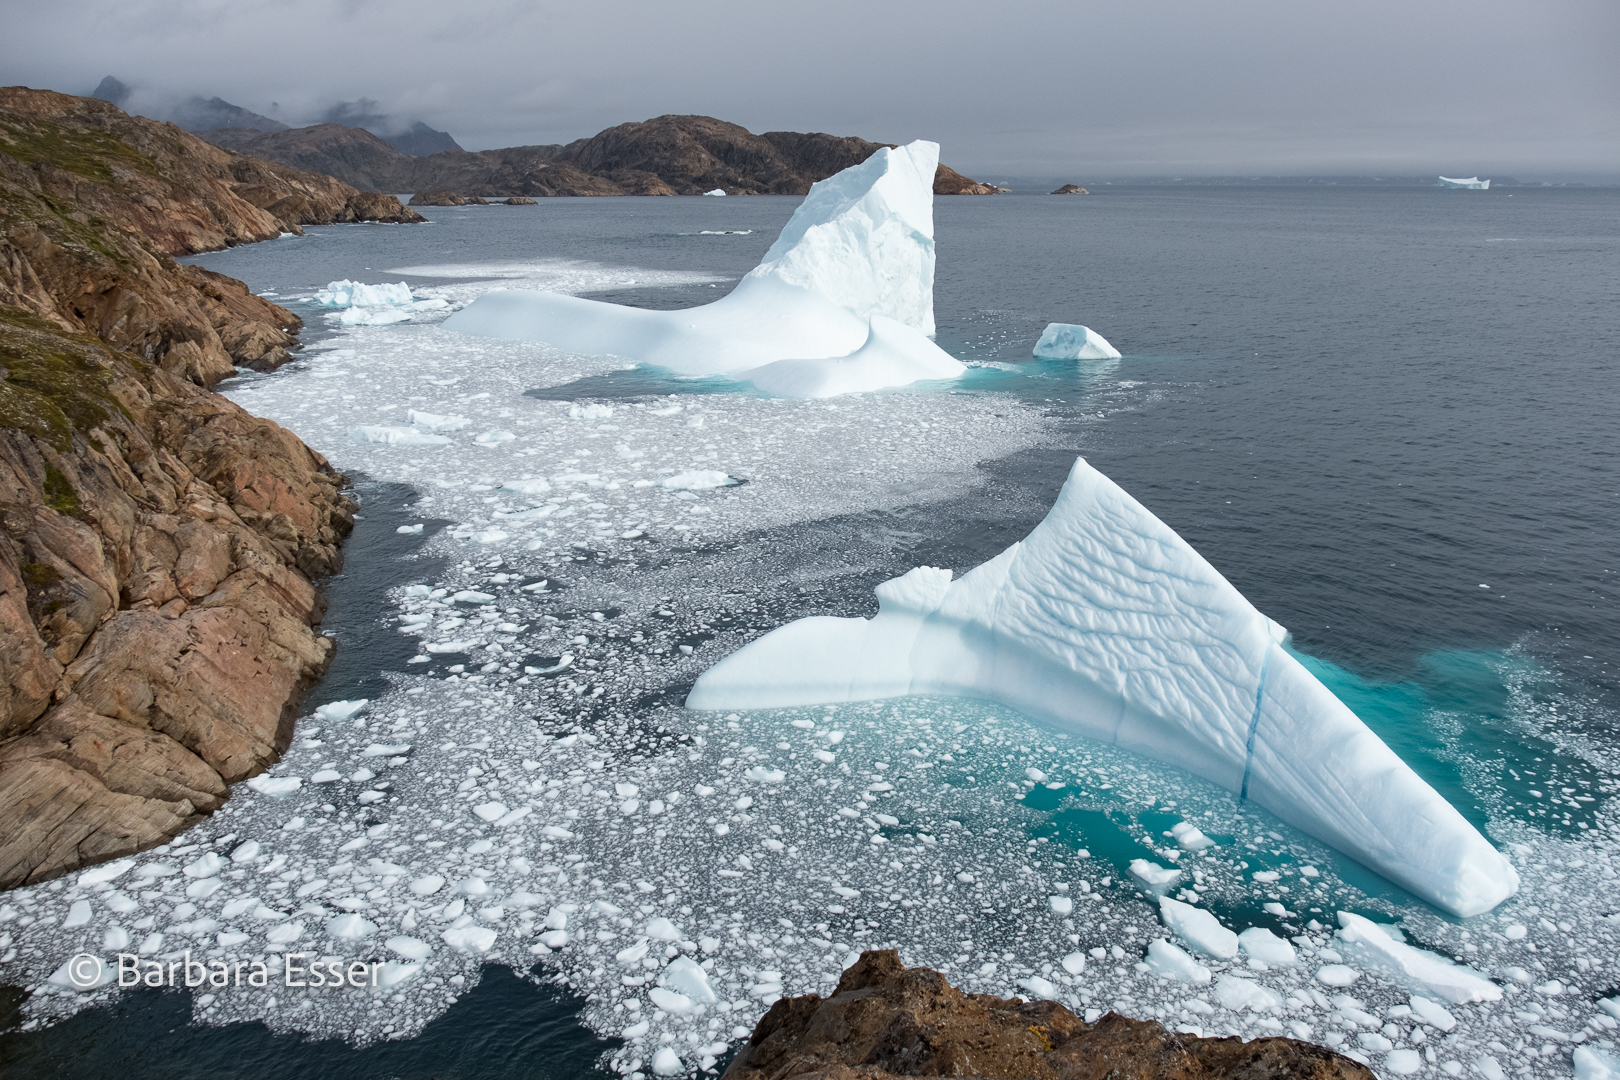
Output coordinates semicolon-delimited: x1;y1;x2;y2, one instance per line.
0;116;157;184
0;306;128;452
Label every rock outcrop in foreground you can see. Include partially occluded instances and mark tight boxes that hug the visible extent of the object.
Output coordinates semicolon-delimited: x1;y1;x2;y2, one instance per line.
725;951;1373;1080
0;88;366;890
204;114;1006;199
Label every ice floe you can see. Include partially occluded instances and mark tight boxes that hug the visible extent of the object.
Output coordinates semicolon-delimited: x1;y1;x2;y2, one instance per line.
1033;323;1122;361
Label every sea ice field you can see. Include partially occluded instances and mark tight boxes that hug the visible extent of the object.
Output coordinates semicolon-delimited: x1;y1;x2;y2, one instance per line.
2;184;1618;1080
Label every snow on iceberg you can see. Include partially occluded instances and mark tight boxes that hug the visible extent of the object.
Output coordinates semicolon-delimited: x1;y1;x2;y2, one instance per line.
687;456;1519;917
1033;323;1121;360
442;142;965;398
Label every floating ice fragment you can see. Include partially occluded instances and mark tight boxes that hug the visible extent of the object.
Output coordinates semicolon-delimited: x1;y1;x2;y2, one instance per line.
1159;897;1237;959
387;936;432;961
1049;895;1073;916
1033;323;1122;360
46;956;115;991
62;900;92;928
1409;994;1457;1031
1145;938;1211;984
408;410;471;432
502;479;552;495
349;426;451;447
1335;912;1500;1003
1130;859;1182;892
1060;951;1086;975
453;590;495;603
327;913;378;940
1237;927;1297;967
246;775;302;797
314;280;414;308
662;957;719;1004
1017;976;1061;1001
410;875;446;896
441;926;497;953
661;470;738;491
1315;965;1360;987
1575;1047;1620;1080
1214;974;1284;1012
1170;821;1216;851
652;1047;684;1076
688;457;1519;917
77;859;135;886
473;803;509;823
566;403;614;420
315;699;368;723
745;766;786;783
362;743;412;757
649;987;694;1013
475;430;516;445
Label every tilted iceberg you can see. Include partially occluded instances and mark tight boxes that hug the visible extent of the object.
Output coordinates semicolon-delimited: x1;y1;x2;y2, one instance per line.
441;142;965;398
687;457;1519;917
1034;322;1121;360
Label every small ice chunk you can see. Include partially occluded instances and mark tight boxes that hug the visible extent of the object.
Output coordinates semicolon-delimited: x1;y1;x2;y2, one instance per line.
566;404;614;420
1145;938;1211;984
502;479;552;495
349;426;451;447
62;900;93;928
408;410;471;432
246;774;302;797
1017;976;1061;1001
1049;895;1073;916
1409;995;1457;1031
387;936;433;961
1060;952;1086;975
77;859;135;886
1383;1049;1424;1075
475;430;516;445
1315;964;1360;987
645;917;682;940
1129;859;1182;892
1574;1047;1620;1080
1159;897;1237;959
1237;927;1297;967
313;280;414;308
1214;974;1283;1012
327;913;378;940
649;987;694;1013
662;957;719;1004
1170;820;1216;851
411;875;446;896
315;699;368;723
441;926;498;954
184;853;225;878
230;840;261;863
661;470;738;491
473;802;509;822
1032;323;1122;360
361;743;412;757
651;1047;683;1076
1336;911;1500;1003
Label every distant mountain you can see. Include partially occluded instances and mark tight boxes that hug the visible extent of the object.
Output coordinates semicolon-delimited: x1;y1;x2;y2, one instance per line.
89;75;287;133
198;113;1001;198
322;98;462;156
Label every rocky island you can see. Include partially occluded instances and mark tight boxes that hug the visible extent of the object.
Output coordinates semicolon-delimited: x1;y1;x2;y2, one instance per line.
1051;184;1090;194
0;87;421;889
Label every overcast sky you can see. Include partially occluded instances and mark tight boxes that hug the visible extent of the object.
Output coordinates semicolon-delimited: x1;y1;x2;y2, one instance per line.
5;0;1616;179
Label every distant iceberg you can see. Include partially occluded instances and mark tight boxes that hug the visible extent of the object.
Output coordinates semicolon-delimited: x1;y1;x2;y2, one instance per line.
1437;176;1490;190
1033;323;1121;360
441;142;965;398
688;457;1520;918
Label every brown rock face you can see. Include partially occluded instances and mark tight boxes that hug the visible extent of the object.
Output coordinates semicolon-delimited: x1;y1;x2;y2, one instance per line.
0;311;354;891
408;189;468;206
1;87;422;385
1052;184;1090;195
0;88;364;890
502;196;537;205
724;951;1375;1080
201;114;1004;199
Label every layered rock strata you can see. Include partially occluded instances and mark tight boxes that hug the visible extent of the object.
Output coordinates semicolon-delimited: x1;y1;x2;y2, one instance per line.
0;88;368;889
725;951;1374;1080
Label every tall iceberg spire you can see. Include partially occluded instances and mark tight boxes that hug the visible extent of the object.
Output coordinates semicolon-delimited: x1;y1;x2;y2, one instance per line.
441;141;962;398
687;457;1520;918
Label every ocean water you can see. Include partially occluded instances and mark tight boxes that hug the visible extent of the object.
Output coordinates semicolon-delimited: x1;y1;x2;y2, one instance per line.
2;187;1617;1078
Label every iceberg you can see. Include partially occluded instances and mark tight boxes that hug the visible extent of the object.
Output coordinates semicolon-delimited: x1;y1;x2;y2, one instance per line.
442;142;965;398
1437;176;1490;190
687;456;1519;917
1033;323;1121;360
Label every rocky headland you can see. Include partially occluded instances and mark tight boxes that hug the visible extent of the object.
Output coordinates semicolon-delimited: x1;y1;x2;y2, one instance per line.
726;951;1374;1080
203;114;1007;199
1052;184;1090;195
0;87;404;889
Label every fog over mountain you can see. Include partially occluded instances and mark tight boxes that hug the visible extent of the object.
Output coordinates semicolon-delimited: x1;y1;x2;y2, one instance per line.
5;0;1616;179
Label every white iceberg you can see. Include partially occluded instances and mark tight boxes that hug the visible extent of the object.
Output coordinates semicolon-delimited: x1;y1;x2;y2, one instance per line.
703;188;727;196
443;142;965;398
687;456;1518;917
1159;896;1238;959
1437;176;1490;190
1033;323;1121;360
1334;911;1501;1003
314;280;415;308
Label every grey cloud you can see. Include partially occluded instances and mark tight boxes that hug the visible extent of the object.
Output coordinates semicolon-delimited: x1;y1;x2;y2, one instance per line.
2;0;1615;179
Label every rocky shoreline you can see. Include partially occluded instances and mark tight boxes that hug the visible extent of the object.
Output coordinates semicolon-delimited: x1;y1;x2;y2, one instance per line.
0;88;408;889
725;951;1374;1080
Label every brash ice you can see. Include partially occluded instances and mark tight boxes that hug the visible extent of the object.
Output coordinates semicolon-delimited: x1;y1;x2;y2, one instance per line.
441;141;965;398
688;458;1520;918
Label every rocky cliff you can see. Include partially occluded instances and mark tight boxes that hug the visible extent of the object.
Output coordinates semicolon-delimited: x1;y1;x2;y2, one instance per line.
726;951;1373;1080
0;88;372;890
203;114;1005;198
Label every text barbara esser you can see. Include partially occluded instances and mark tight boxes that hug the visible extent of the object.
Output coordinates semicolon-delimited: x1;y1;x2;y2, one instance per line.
118;951;385;988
